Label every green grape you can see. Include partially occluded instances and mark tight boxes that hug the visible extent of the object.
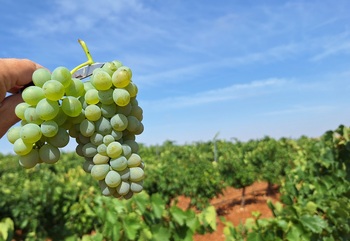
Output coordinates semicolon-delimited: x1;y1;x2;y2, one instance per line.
68;125;79;138
85;104;101;121
112;66;131;88
127;153;142;167
7;126;21;144
39;143;60;164
123;139;139;153
19;149;40;169
47;127;69;148
99;180;116;196
116;181;130;195
98;89;114;105
77;133;90;144
119;168;130;181
129;167;145;182
91;164;110;180
20;123;42;143
121;144;132;159
15;102;30;120
42;80;65;101
126;116;140;132
130;181;143;193
110;156;128;171
116;103;132;116
52;107;68;126
92;70;113;90
101;103;117;118
105;170;121;188
22;86;45;106
97;143;107;155
125;82;138;98
32;68;51;87
130;105;143;121
76;144;84;157
69;112;85;124
65;78;85;97
93;153;110;164
123;191;134;200
13;138;33;155
102;62;117;75
112;60;123;69
110;113;128;131
106;141;122;158
85;89;99;105
82;143;97;157
95;117;112;135
113;88;130;106
103;134;115;145
51;66;72;88
36;99;60;120
111;130;123;141
83;81;95;92
82;160;94;173
89;132;103;146
61;96;82;117
134;123;144;135
80;119;95;137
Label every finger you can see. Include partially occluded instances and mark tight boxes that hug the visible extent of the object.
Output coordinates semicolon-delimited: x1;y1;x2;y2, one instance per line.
0;93;23;139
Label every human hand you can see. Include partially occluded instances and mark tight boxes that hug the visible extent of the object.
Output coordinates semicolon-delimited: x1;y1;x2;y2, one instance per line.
0;58;43;138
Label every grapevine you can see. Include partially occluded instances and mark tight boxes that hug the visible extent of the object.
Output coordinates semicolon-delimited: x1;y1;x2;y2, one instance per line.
6;40;145;199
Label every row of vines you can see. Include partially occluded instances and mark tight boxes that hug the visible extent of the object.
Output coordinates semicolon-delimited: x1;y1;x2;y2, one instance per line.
0;125;349;240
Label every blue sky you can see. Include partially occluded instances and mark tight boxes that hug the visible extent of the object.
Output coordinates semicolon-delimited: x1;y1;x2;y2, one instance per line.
1;0;350;153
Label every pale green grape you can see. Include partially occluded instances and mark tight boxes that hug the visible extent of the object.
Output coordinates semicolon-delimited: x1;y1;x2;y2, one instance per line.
113;88;130;106
92;70;113;90
61;96;82;117
99;180;116;196
129;167;145;182
119;168;130;181
110;156;128;171
91;164;110;180
126;116;140;132
103;134;115;145
127;153;142;167
42;80;65;101
125;82;138;98
110;113;128;131
90;132;104;146
102;62;117;76
105;170;121;187
106;141;122;158
82;160;94;173
22;86;45;106
51;66;72;88
83;81;95;92
85;104;101;121
98;89;114;105
39;143;61;164
13;138;33;155
65;78;85;97
101;103;117;118
93;153;110;164
121;144;132;159
111;130;123;141
97;143;107;155
15;102;30;120
112;66;131;88
82;143;97;157
19;149;40;169
20;123;42;143
123;139;139;153
36;99;59;120
85;89;99;105
95;117;112;135
32;68;51;87
80;119;95;137
47;127;69;148
130;181;143;193
112;60;123;69
116;181;130;195
7;126;21;144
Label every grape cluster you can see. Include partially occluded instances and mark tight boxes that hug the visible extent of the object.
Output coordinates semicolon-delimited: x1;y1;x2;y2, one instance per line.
6;60;145;199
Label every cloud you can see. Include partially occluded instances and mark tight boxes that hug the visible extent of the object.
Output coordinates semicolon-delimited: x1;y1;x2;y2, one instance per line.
142;78;289;110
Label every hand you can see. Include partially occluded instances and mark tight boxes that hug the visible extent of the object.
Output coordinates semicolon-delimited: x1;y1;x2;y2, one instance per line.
0;58;43;138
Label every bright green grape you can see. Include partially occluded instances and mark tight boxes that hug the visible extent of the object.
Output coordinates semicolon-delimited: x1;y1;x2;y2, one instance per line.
41;120;59;137
105;170;121;188
93;153;110;164
91;164;110;180
61;96;82;117
15;102;30;120
22;86;45;106
127;153;142;167
110;113;128;131
65;78;85;97
112;66;131;88
102;62;117;75
80;119;95;137
13;138;33;156
130;181;143;193
39;143;61;164
113;88;130;107
103;135;115;145
85;89;99;105
7;126;21;144
106;141;122;158
92;70;113;90
110;156;128;171
125;82;138;97
129;167;145;182
51;66;72;88
97;143;107;156
20;123;42;144
116;181;130;196
42;80;65;101
19;149;40;168
32;68;51;87
36;99;60;120
85;104;101;121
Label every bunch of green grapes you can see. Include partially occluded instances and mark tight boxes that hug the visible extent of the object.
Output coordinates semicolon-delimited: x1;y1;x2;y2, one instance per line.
6;60;145;199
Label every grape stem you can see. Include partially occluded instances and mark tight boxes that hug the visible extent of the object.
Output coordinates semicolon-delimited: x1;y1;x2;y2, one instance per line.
70;39;95;75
